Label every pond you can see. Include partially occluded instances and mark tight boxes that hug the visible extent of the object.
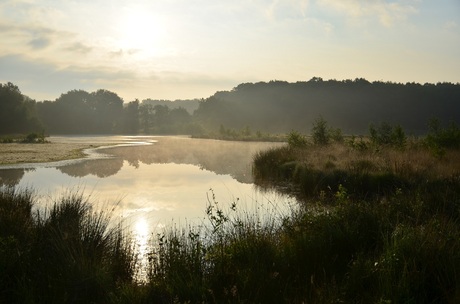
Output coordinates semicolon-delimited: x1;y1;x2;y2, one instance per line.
0;136;295;280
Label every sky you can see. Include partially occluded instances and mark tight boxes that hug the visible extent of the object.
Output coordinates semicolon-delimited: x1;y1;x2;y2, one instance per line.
0;0;459;102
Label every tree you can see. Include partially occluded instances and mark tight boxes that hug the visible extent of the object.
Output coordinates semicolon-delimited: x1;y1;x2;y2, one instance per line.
152;105;171;133
139;103;154;133
312;116;329;145
369;122;406;148
425;118;460;149
0;82;42;134
287;130;308;148
122;100;140;134
90;89;124;133
52;90;93;133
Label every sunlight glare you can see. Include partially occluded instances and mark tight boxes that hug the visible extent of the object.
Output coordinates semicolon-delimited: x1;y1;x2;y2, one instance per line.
116;7;165;57
134;216;151;283
135;217;150;237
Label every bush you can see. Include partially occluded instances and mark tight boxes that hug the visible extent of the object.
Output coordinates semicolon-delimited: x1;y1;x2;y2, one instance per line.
369;122;406;148
21;131;47;143
312;116;330;145
310;116;344;146
425;119;460;149
287;130;308;148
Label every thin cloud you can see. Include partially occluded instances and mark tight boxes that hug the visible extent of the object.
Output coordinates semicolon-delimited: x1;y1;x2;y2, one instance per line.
63;42;93;54
318;0;418;27
264;0;311;21
0;21;75;53
29;37;50;49
444;20;458;31
0;54;137;100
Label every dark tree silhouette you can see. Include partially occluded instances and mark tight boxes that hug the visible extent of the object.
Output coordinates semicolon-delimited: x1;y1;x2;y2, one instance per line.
0;82;42;135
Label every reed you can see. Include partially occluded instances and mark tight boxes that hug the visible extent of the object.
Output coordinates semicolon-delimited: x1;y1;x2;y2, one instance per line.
0;188;137;303
1;138;460;302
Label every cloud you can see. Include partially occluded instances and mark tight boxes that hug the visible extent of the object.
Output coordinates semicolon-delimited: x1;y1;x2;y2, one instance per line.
29;37;50;49
318;0;418;27
0;54;239;101
0;54;136;100
263;0;311;20
0;21;76;54
444;20;458;31
63;42;93;54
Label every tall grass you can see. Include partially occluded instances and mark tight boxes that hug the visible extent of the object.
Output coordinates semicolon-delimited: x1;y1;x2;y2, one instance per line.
142;177;460;303
1;139;460;302
253;142;460;200
0;187;137;303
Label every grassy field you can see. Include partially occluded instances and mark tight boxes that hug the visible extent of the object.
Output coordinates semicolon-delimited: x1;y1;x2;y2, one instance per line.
1;123;460;303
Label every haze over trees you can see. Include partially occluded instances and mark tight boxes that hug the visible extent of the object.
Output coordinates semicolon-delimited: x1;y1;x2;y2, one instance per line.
197;78;460;134
1;78;459;136
36;89;125;134
0;82;42;135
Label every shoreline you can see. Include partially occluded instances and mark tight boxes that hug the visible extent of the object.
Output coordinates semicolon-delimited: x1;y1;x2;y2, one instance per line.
0;142;102;165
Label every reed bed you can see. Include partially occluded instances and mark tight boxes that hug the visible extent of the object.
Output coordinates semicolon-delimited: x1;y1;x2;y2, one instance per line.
1;139;460;303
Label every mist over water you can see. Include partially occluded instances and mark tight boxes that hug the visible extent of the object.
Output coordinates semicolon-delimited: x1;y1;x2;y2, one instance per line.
0;136;295;281
0;136;294;265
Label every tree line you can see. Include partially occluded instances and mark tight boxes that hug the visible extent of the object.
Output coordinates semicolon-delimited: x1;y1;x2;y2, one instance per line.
1;78;459;136
198;78;460;135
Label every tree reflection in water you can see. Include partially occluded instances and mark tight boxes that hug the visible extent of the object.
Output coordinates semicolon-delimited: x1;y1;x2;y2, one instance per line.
0;136;293;279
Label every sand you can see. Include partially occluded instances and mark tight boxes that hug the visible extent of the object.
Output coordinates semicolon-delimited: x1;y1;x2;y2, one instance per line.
0;142;101;165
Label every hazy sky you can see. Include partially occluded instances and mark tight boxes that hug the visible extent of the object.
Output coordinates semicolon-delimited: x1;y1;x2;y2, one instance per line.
0;0;459;102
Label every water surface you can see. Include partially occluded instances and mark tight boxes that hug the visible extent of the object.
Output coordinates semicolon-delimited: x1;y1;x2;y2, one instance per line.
0;135;293;233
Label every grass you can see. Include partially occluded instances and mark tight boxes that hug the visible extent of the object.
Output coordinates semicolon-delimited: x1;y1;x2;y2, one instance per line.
1;132;48;144
1;137;460;303
253;142;460;200
0;187;137;303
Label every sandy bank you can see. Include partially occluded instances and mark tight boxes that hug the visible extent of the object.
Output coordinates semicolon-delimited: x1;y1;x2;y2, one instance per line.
0;142;101;165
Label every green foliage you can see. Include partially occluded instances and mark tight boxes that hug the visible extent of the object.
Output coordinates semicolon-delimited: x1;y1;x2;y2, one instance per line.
347;135;370;151
121;99;140;134
21;131;47;143
2;150;460;303
287;130;308;148
211;124;281;141
0;82;43;135
329;127;344;143
425;118;460;150
148;227;206;303
369;122;407;148
145;173;460;303
0;188;137;303
3;80;460;137
310;116;344;146
0;137;14;143
312;116;330;145
205;79;460;135
252;146;295;182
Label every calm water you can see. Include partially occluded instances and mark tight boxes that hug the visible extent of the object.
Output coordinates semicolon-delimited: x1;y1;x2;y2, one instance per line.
0;136;294;279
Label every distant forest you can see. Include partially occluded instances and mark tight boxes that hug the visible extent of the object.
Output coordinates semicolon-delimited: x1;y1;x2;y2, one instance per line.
1;78;459;136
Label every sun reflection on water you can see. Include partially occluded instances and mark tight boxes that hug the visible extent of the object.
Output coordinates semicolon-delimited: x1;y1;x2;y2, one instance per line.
133;216;151;283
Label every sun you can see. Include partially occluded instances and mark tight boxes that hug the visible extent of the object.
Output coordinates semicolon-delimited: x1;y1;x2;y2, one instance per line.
135;217;150;237
116;7;165;57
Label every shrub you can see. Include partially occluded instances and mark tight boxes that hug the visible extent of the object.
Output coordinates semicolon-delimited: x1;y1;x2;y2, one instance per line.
369;122;406;148
21;131;46;143
310;116;344;146
425;118;460;150
347;135;370;151
312;116;330;145
287;130;308;148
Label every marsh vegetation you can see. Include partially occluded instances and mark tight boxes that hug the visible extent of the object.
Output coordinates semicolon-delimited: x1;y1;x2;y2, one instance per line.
2;74;460;303
1;120;460;303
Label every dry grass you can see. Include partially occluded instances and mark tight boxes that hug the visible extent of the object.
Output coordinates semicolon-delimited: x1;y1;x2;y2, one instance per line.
0;143;93;165
289;143;460;180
